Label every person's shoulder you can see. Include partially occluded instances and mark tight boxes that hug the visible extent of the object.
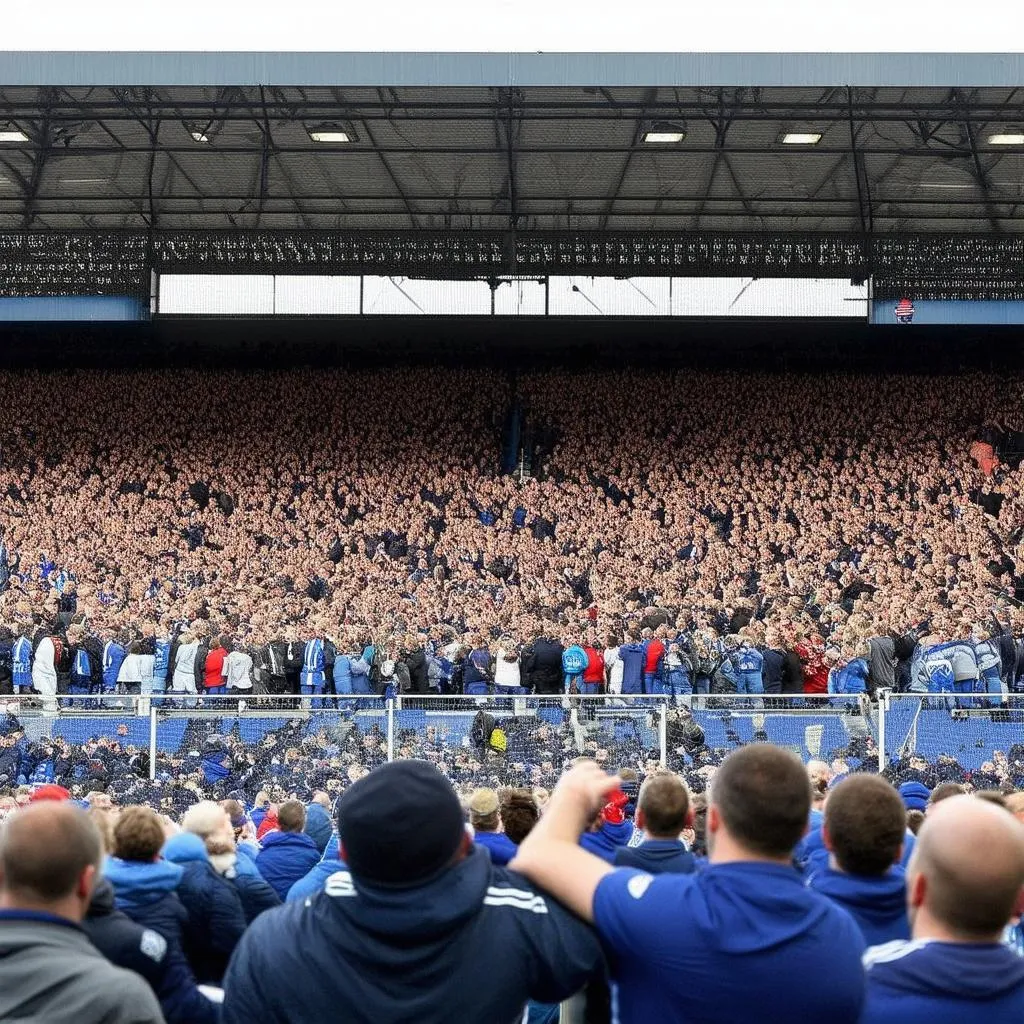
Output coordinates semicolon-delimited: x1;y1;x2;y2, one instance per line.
485;866;558;915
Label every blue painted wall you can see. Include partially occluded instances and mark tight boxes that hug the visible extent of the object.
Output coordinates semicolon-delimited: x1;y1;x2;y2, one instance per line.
0;296;148;322
871;299;1024;325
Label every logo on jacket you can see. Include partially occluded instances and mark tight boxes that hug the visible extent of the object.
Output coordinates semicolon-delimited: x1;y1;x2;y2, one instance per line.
140;929;167;963
627;873;655;900
894;298;915;324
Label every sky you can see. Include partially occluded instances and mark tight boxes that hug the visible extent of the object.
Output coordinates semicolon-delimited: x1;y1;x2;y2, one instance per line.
3;0;1023;52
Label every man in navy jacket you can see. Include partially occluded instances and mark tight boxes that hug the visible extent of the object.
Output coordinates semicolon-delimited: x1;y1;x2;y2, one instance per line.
862;795;1024;1024
614;772;695;875
223;760;602;1024
513;746;866;1024
807;774;910;946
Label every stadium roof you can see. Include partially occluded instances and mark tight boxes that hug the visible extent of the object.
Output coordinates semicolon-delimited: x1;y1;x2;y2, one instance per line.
1;82;1023;234
0;54;1022;297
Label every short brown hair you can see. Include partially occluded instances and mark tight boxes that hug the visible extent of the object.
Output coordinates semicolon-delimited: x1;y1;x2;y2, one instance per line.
906;808;925;835
638;773;690;838
277;800;306;833
928;782;965;807
113;806;165;862
499;790;539;845
711;745;810;858
974;790;1009;810
0;803;102;902
825;775;906;876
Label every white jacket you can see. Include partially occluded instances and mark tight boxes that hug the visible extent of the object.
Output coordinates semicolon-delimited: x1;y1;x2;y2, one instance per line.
31;637;57;695
494;648;521;688
604;646;624;694
224;651;254;690
172;641;198;691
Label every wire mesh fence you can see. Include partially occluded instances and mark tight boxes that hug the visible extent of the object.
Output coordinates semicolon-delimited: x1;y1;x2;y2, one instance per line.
7;690;1023;794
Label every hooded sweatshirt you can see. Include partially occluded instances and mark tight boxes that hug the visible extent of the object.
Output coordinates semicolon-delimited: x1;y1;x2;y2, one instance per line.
807;865;910;946
580;818;635;863
619;642;646;695
614;838;696;876
223;847;602;1024
256;829;323;900
0;910;163;1024
862;939;1024;1024
593;861;865;1024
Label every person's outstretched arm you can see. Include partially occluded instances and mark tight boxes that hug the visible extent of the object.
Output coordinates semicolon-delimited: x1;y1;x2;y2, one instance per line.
511;762;620;922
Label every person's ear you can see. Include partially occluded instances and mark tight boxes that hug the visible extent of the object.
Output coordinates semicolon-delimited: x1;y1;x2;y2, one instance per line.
635;808;646;831
77;863;97;904
707;803;722;835
822;824;834;852
684;807;694;829
908;869;926;910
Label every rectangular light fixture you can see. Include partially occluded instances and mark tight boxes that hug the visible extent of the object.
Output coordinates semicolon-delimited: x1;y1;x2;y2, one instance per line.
0;128;29;143
643;129;685;144
989;133;1024;146
782;132;823;145
309;129;351;144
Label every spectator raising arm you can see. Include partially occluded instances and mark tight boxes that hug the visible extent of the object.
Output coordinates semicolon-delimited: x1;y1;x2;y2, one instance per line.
511;761;621;922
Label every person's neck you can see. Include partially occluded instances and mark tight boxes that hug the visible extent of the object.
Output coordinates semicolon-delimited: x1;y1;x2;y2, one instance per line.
709;834;794;868
0;892;82;924
912;908;1004;945
644;831;683;844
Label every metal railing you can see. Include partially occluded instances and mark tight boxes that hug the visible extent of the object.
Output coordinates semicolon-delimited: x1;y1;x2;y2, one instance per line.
5;690;1020;782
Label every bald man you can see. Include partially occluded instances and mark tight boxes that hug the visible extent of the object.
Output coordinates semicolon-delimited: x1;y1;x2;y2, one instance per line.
862;795;1024;1024
0;802;164;1023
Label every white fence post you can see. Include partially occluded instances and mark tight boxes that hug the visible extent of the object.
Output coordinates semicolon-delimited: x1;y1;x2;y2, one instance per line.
149;702;157;781
659;701;668;768
877;689;887;773
386;699;395;762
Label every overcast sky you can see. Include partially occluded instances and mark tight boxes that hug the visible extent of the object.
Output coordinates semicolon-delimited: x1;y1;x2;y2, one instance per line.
4;0;1022;52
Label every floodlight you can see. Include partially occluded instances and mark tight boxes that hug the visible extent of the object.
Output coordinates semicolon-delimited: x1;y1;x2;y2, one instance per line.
0;126;29;143
989;133;1024;146
782;132;823;145
643;123;685;144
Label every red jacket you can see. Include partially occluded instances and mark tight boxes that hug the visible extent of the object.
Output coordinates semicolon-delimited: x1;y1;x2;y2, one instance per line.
643;639;665;674
582;646;605;686
204;646;227;689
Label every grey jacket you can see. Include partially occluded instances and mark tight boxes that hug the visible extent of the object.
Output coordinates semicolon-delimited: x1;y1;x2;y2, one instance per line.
0;912;165;1024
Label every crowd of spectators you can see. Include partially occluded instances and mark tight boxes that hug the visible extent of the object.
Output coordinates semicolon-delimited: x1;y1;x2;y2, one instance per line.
0;369;1022;679
0;749;1021;1023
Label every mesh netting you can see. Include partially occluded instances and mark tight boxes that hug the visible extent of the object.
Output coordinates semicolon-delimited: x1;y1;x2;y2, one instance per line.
885;695;1024;780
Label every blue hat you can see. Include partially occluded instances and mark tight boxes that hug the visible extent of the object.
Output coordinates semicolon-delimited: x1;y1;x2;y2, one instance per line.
899;780;931;812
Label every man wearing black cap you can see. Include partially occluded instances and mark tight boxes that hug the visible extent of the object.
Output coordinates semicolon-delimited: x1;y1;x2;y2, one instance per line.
222;759;603;1024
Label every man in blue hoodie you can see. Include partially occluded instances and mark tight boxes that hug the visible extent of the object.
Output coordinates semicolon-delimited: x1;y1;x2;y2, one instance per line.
614;772;695;875
223;760;602;1024
513;745;866;1024
256;800;322;900
618;631;646;696
807;775;910;946
862;795;1024;1023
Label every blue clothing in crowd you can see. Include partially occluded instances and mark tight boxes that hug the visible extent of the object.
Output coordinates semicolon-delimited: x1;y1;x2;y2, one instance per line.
12;636;32;689
614;839;695;876
162;833;247;984
592;861;865;1024
102;641;126;691
580;819;635;864
806;866;910;946
223;848;602;1024
474;830;518;866
287;859;347;903
862;940;1024;1024
619;643;646;695
256;831;323;901
829;657;871;695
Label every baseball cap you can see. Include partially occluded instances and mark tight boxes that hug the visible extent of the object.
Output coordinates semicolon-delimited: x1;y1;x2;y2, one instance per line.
29;784;71;803
338;760;466;889
468;787;500;816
